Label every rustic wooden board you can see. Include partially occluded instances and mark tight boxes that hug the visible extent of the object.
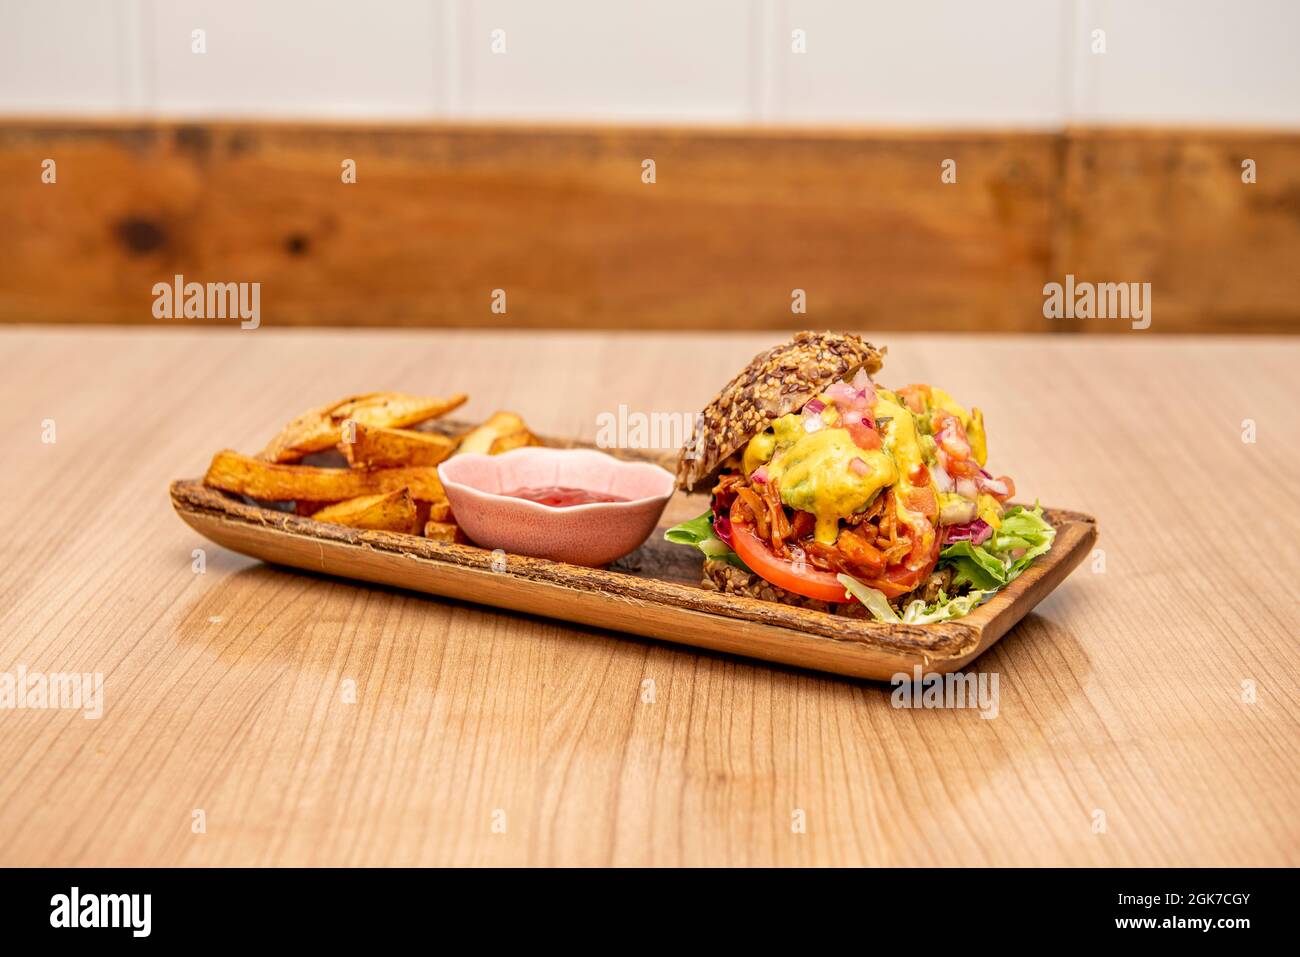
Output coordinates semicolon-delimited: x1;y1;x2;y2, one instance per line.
170;478;1096;681
1054;128;1300;334
4;121;1296;333
0;121;1056;332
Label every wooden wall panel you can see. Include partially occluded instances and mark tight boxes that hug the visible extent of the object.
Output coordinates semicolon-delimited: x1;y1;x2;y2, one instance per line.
1054;129;1300;334
0;121;1296;333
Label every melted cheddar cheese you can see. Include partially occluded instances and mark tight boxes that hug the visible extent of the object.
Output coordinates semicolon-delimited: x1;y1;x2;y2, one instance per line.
766;425;895;543
738;381;996;547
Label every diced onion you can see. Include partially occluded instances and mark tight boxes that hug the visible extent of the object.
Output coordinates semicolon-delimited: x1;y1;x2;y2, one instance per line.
751;465;769;484
945;518;993;545
825;382;858;407
712;513;734;547
852;368;877;408
849;457;870;477
980;476;1009;497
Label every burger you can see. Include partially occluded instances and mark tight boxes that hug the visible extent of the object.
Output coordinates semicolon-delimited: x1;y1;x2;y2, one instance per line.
666;331;1055;623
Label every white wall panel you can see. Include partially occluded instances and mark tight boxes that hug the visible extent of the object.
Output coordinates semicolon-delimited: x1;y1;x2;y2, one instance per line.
149;0;440;118
457;0;754;122
767;0;1069;127
1072;0;1300;126
0;0;132;114
0;0;1297;126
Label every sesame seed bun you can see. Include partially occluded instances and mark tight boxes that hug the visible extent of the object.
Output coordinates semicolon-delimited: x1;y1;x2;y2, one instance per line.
675;331;885;492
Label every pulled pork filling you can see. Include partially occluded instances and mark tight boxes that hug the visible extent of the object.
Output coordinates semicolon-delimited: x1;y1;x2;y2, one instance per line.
713;472;917;587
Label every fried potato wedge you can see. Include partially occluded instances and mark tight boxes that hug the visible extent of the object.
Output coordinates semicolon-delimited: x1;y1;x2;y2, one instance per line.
259;391;468;463
425;502;453;522
454;411;542;457
423;520;468;543
205;450;446;503
488;428;539;455
312;489;419;534
343;423;457;469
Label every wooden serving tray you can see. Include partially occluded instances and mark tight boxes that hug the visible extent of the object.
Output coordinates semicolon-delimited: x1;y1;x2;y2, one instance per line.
170;441;1096;680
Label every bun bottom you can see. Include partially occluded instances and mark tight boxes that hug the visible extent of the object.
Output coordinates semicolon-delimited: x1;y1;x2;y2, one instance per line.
700;558;870;618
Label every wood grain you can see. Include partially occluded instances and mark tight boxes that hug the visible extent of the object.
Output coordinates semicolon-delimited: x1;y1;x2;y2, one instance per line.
0;120;1051;332
1054;128;1300;334
4;121;1296;334
0;328;1297;866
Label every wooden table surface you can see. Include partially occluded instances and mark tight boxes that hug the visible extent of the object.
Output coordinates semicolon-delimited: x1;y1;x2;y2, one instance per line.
0;327;1296;867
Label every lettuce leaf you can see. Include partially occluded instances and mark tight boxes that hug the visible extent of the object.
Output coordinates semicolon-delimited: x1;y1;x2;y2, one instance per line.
900;588;993;624
939;503;1055;590
836;574;901;623
664;511;748;568
941;540;1009;590
839;574;994;624
994;504;1056;577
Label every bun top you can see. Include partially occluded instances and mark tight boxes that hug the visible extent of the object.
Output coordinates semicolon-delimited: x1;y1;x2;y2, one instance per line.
675;331;885;492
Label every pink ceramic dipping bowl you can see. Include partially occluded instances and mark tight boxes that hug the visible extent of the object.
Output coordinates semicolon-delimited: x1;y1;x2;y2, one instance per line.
437;447;676;567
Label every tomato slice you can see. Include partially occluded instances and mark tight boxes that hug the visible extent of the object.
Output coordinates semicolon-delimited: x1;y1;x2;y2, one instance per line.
728;496;942;604
729;503;850;603
897;384;931;414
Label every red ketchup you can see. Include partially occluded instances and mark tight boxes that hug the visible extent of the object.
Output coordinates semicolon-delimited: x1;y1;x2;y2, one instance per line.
502;485;629;508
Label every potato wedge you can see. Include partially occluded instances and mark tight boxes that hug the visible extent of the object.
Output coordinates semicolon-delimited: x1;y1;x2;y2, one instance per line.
204;450;446;503
425;501;453;523
312;489;419;534
454;412;542;457
259;391;467;462
343;423;457;469
489;428;540;455
423;520;468;543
